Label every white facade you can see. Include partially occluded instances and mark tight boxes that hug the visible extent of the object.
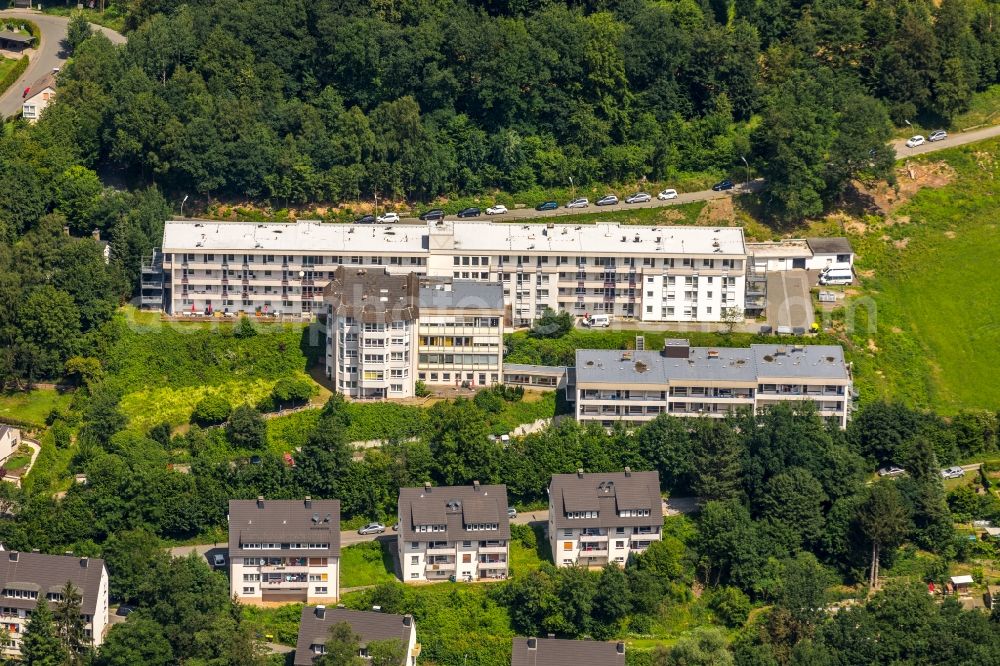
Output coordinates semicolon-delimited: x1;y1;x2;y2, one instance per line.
575;343;852;429
0;427;20;463
397;483;510;583
22;86;55;124
160;219;747;325
327;316;417;400
0;552;109;657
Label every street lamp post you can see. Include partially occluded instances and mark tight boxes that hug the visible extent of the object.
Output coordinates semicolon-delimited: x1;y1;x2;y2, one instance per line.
180;194;189;218
569;176;574;199
740;156;750;188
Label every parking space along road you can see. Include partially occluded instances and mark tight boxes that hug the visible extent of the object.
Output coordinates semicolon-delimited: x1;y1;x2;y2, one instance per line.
766;269;814;331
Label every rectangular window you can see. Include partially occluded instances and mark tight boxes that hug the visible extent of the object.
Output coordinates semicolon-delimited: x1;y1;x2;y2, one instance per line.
563;542;573;551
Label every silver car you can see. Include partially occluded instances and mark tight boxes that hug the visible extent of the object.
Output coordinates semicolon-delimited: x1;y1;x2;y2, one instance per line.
929;130;948;142
625;192;651;204
566;198;589;208
596;194;619;206
358;522;386;535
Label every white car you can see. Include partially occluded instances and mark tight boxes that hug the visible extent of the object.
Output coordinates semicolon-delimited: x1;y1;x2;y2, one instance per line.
905;135;925;148
377;212;400;223
929;130;948;142
566;198;589;208
625;192;651;204
657;189;678;200
878;466;905;478
940;466;965;479
485;204;508;215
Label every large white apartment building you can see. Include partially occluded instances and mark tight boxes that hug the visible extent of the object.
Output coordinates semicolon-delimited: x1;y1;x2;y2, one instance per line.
0;550;109;657
397;482;510;583
548;469;663;568
575;340;852;428
323;267;505;399
228;498;340;605
159;218;747;325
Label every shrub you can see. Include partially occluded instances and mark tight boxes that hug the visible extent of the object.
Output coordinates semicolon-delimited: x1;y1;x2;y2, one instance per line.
148;421;172;447
226;405;267;450
234;316;257;338
51;421;72;449
708;586;751;627
414;380;430;397
190;395;232;426
510;523;536;550
473;388;504;413
528;307;573;338
270;377;313;407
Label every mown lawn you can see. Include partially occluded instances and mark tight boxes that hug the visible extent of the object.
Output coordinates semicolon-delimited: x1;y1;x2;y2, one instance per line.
848;138;1000;412
340;541;397;588
0;389;72;427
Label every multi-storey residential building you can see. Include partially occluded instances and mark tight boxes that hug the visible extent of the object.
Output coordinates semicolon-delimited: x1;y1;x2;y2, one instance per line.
397;482;510;583
323;267;505;398
511;637;626;666
158;218;748;325
0;550;109;657
575;340;852;428
548;469;662;568
294;605;420;665
228;497;340;605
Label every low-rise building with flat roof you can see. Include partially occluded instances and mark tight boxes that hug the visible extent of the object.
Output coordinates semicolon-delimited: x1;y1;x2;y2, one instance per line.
575;340;851;428
294;605;419;665
397;482;510;583
228;497;340;605
511;637;625;666
548;468;662;567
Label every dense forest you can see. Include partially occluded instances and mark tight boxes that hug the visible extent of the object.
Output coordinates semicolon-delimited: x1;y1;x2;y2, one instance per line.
1;0;999;233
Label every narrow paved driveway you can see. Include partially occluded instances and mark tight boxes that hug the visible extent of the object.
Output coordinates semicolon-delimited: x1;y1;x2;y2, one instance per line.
893;124;1000;157
0;10;125;118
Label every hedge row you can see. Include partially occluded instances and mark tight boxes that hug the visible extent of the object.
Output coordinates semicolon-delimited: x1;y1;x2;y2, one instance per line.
0;56;29;100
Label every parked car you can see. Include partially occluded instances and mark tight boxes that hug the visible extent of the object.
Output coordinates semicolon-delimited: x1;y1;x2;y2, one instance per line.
657;188;678;200
212;553;226;568
377;212;400;223
596;194;619;206
940;466;965;479
358;522;387;535
905;135;925;148
507;506;517;519
535;201;558;211
22;87;29;98
566;198;589;208
625;192;651;204
929;130;948;142
486;204;508;215
419;208;445;221
711;179;735;191
878;466;906;477
457;207;481;218
116;605;135;617
355;214;376;224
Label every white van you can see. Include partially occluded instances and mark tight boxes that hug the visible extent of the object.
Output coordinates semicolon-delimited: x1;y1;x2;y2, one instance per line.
819;268;853;286
584;314;611;328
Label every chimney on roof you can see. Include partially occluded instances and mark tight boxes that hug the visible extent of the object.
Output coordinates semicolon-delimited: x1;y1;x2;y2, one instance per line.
547;634;555;639
617;642;625;654
8;552;17;562
62;225;70;236
91;228;100;242
315;605;325;619
304;496;312;509
403;615;412;628
527;638;537;650
31;549;39;553
577;468;584;478
424;482;432;492
624;466;631;477
80;557;89;568
473;480;480;492
256;496;264;508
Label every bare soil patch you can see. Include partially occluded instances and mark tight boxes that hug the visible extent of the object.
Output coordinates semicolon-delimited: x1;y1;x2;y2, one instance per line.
696;197;735;225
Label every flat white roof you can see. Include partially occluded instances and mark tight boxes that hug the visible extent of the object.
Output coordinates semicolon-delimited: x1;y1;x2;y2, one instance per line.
446;220;745;256
951;575;974;585
746;240;811;259
162;219;747;257
162;219;427;254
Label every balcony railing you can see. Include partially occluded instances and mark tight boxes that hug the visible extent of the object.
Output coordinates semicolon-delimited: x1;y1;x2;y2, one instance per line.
426;546;454;556
426;562;456;572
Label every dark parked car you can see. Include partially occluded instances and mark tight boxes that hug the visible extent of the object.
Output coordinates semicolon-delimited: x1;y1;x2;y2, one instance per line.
355;214;376;224
457;207;481;218
419;209;445;221
711;179;735;191
535;201;558;211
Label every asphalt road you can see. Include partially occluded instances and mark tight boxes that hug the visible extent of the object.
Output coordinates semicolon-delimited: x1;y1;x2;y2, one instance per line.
168;497;702;564
0;10;126;119
892;124;1000;157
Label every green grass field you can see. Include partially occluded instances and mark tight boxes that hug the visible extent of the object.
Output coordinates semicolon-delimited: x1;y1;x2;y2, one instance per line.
339;541;397;588
847;138;1000;412
0;389;72;427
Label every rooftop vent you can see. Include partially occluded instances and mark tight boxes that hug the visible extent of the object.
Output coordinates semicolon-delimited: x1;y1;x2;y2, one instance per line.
624;466;631;477
527;638;537;650
312;513;320;524
577;468;584;479
325;513;331;523
634;235;641;243
256;496;264;509
473;480;481;492
304;497;312;509
424;482;432;492
617;642;625;654
707;350;720;359
446;500;461;511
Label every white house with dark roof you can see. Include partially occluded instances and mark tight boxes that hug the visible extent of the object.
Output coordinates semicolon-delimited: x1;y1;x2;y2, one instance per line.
294;605;419;665
575;340;852;428
0;426;20;464
511;637;625;666
548;469;662;567
22;73;56;124
397;482;510;583
0;549;109;657
228;497;340;605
